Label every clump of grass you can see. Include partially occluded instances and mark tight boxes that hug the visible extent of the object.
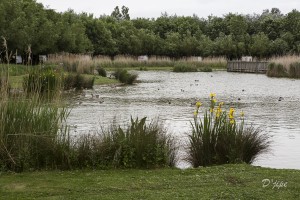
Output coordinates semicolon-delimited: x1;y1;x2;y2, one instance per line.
63;74;95;90
139;67;148;71
96;67;107;77
267;62;289;78
72;117;177;169
199;67;213;72
0;96;70;172
113;69;138;84
289;62;300;78
23;67;63;96
186;94;270;167
173;63;198;72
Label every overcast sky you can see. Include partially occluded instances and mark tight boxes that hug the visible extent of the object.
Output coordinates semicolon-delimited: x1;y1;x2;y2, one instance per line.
36;0;299;18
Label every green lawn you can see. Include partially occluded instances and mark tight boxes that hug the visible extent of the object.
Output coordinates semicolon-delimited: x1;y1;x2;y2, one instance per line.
0;164;299;199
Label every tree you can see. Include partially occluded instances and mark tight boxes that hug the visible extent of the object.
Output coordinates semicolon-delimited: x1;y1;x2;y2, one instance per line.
250;32;270;58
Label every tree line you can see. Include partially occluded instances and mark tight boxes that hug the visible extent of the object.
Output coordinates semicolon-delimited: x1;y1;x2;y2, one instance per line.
1;0;300;61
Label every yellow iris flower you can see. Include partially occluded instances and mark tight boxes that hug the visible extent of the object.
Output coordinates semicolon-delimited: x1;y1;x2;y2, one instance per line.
210;93;216;98
240;111;245;117
196;101;202;108
194;111;198;116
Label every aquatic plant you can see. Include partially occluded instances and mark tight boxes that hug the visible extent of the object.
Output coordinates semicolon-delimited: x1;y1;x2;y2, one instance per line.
289;62;300;78
267;62;289;78
96;67;107;77
186;93;270;167
23;67;63;96
63;73;95;90
73;117;177;169
0;95;70;172
113;69;138;84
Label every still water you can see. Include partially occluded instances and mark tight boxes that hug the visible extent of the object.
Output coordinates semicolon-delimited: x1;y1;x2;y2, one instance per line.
68;71;300;169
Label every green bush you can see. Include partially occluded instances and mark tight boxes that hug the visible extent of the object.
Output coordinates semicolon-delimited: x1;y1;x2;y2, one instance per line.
199;67;213;72
173;63;198;72
73;117;177;169
63;74;95;90
289;62;300;78
113;69;138;84
186;94;270;167
97;67;107;77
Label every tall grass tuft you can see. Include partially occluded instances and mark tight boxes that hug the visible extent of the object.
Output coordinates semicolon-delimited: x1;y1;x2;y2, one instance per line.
186;94;270;167
173;63;198;72
96;67;107;77
289;62;300;78
267;63;289;78
113;69;138;84
73;117;177;169
23;67;63;97
0;96;70;172
63;74;95;90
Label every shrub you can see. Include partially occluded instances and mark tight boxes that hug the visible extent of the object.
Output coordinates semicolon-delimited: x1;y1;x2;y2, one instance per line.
97;67;107;77
113;69;138;84
199;67;213;72
289;62;300;78
73;117;177;169
63;74;95;90
186;94;270;167
267;62;289;77
173;63;198;72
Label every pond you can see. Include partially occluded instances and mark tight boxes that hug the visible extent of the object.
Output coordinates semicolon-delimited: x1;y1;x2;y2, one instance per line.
67;71;300;170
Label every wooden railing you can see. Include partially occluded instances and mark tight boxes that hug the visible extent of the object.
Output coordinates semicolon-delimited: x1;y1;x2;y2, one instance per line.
227;61;269;74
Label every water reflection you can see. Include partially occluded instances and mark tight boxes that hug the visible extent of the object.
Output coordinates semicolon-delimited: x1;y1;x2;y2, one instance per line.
67;71;300;169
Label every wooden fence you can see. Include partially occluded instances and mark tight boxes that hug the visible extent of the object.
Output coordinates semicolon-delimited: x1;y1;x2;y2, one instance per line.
227;61;269;74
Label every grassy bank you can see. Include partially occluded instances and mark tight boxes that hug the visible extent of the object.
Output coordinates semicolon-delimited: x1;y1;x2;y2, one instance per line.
0;164;299;199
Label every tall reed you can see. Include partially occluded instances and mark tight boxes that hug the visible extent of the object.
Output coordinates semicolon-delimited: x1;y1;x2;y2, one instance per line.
73;117;177;169
0;95;70;171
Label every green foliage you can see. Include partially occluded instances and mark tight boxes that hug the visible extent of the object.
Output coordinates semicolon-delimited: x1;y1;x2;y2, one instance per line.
267;62;289;77
1;0;300;58
113;69;138;84
96;67;107;77
173;63;198;72
57;117;176;169
0;96;70;172
63;74;95;90
186;94;270;167
23;67;63;95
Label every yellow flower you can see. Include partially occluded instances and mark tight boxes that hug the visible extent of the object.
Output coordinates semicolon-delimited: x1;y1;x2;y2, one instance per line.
194;111;198;116
210;108;214;113
212;98;217;103
196;101;202;108
240;111;245;117
210;93;216;98
229;114;234;119
229;108;235;115
230;119;235;124
219;102;224;107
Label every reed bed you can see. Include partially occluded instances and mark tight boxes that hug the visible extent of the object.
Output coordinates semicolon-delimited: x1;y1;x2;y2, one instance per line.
47;53;227;72
0;87;70;171
268;55;300;78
